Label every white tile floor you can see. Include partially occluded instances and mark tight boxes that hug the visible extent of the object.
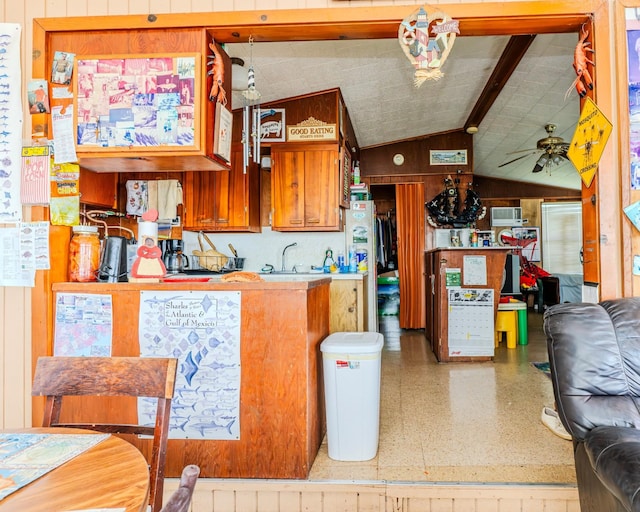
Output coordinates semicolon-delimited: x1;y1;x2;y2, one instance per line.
308;312;576;484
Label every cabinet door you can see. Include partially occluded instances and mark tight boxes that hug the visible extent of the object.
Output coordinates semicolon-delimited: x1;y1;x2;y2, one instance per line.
271;149;305;229
183;171;219;230
330;279;359;332
182;150;260;232
80;168;117;208
304;149;339;229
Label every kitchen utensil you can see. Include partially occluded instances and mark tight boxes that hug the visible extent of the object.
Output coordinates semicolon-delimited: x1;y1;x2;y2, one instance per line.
223;257;245;270
192;232;228;271
228;243;238;257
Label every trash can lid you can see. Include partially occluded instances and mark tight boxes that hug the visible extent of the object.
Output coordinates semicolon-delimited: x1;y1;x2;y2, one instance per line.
320;332;384;354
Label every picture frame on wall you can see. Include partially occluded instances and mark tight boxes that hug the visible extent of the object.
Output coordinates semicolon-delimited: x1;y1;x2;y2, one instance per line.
259;108;286;142
430;149;468;166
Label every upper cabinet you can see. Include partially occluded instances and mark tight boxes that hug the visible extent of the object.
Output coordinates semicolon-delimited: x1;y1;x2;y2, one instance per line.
262;89;357;232
182;145;260;232
35;28;232;173
271;144;340;231
182;108;261;232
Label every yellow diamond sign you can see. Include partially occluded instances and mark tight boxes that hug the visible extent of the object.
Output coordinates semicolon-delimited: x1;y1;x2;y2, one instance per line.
567;97;613;188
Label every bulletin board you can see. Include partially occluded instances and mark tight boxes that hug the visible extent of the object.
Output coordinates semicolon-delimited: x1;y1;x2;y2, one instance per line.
74;53;200;152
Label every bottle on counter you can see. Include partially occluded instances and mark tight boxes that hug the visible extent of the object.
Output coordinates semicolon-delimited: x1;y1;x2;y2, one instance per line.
348;245;357;273
470;230;478;247
323;248;337;273
69;225;101;282
336;250;345;272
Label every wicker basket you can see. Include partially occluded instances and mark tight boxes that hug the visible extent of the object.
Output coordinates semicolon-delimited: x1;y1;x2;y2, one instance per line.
192;232;228;271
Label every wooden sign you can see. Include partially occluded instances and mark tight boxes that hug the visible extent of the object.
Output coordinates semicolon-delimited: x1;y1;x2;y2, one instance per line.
287;116;337;142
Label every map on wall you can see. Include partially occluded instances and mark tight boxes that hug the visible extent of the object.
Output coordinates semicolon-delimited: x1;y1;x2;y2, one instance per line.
75;54;198;149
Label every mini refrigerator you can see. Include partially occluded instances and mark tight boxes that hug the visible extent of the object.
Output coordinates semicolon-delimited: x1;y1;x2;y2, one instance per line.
344;200;379;332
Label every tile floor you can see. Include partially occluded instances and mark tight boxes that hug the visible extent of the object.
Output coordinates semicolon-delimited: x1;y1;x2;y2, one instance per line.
308;311;577;484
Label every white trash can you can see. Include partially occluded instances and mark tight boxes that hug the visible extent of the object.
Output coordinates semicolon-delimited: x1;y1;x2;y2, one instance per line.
320;331;384;461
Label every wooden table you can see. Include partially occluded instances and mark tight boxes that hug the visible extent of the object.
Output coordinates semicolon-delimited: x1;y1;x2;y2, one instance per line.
0;428;149;512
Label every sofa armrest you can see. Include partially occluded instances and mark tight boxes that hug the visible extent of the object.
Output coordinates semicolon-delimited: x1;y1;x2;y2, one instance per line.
544;298;640;442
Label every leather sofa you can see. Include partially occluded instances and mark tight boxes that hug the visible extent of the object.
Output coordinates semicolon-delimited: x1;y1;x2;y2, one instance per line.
544;298;640;512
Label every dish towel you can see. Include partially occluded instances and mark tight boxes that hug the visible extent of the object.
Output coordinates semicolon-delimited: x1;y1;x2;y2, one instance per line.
147;180;158;213
125;180;148;216
157;179;183;221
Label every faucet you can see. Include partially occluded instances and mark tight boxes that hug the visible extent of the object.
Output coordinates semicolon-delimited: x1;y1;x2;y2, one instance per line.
281;242;298;272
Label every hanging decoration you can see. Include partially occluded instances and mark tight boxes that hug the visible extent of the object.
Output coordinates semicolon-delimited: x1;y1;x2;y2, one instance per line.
207;37;227;105
398;6;459;87
426;176;486;228
565;25;594;99
240;36;261;173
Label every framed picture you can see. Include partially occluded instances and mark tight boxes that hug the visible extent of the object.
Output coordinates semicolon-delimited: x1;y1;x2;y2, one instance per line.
430;149;468;166
213;102;233;163
259;108;286;142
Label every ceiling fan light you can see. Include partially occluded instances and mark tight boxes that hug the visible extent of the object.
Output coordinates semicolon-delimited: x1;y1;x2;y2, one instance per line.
532;154;549;173
537;154;549;166
231;57;248;92
552;154;563;165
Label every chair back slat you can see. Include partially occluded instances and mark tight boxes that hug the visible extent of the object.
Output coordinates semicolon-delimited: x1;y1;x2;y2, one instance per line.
32;356;177;398
32;356;178;512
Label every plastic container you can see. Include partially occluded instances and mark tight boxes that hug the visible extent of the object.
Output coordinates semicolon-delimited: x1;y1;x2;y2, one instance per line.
320;332;384;461
69;225;101;282
356;248;368;272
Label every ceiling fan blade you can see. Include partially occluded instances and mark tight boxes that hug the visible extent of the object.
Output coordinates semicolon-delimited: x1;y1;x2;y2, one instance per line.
498;152;535;168
504;147;538;155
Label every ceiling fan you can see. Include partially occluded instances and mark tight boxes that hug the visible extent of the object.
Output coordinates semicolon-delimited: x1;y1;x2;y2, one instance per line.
498;123;570;173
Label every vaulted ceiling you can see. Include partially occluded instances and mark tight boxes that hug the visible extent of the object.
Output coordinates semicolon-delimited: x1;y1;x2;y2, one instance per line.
226;31;581;190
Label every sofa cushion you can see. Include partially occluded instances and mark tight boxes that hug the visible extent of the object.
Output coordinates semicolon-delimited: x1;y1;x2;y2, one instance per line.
544;298;640;441
584;426;640;512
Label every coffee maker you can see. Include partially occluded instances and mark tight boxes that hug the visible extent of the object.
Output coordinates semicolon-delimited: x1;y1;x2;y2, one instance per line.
161;239;189;274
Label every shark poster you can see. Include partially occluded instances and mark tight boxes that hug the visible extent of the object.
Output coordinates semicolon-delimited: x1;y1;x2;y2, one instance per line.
138;290;241;440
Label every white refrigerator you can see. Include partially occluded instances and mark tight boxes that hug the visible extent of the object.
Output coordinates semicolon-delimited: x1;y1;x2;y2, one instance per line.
344;200;379;332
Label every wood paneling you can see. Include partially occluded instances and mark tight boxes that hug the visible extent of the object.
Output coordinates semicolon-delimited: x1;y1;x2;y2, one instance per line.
50;280;329;480
360;131;473;177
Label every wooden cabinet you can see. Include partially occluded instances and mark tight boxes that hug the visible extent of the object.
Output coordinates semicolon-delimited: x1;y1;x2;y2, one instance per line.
271;143;341;231
79;168;117;208
425;248;509;362
38;29;232;174
329;277;366;332
182;144;261;232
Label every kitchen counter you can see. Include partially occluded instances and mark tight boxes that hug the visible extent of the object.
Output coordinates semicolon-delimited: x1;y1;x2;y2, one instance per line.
51;278;330;479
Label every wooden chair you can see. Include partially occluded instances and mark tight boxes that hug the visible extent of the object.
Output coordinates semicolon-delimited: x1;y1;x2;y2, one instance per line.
160;464;200;512
31;356;178;512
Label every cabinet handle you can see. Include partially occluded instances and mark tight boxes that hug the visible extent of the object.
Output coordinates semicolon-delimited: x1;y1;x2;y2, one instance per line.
306;218;320;224
289;219;303;224
348;307;355;313
216;218;229;223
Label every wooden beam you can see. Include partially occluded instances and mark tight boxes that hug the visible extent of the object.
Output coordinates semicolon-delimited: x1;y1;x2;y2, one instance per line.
464;34;537;133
